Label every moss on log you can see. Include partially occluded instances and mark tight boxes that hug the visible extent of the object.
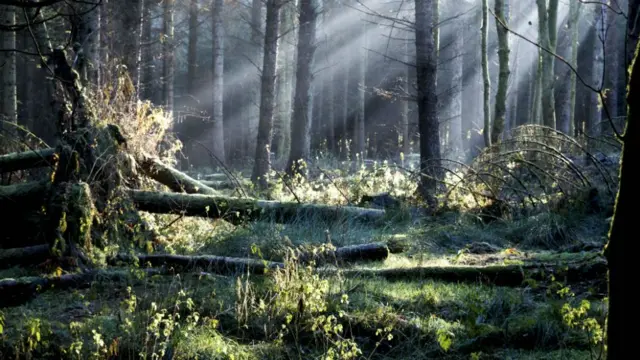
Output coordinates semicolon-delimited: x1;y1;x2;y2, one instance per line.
0;180;50;206
0;245;50;269
129;190;386;224
332;260;608;287
0;148;56;173
298;242;390;265
111;253;283;275
0;269;163;307
138;154;219;195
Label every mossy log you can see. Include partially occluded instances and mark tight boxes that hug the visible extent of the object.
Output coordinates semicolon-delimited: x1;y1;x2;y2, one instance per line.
129;190;386;224
110;253;283;275
332;260;608;287
298;242;390;265
200;179;242;190
0;148;56;173
0;180;50;207
138;154;219;195
0;269;163;307
0;245;50;269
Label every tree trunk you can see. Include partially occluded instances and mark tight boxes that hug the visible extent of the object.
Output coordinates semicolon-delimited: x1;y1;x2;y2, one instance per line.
627;0;640;72
129;190;386;224
603;39;640;360
590;5;605;137
119;0;141;85
187;0;198;97
252;0;281;188
273;0;296;161
1;6;17;132
415;0;441;207
557;0;580;135
0;148;56;173
491;0;509;144
402;38;411;158
211;0;226;163
481;0;491;147
162;0;175;116
537;0;558;129
603;5;622;134
0;245;50;269
138;154;219;195
449;16;463;158
248;0;264;158
286;0;317;177
354;22;367;159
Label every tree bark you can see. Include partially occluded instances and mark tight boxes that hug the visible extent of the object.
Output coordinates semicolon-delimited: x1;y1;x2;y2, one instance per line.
129;189;386;224
285;0;316;177
187;0;199;97
1;6;17;131
162;0;175;116
590;4;605;137
0;245;50;269
491;0;509;144
603;38;640;360
557;0;580;135
137;154;219;195
211;0;226;163
415;0;441;207
252;0;281;188
0;180;50;209
536;0;558;129
481;0;491;147
449;15;463;158
0;148;56;173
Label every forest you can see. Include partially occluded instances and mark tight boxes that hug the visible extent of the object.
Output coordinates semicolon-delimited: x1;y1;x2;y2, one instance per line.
0;0;637;358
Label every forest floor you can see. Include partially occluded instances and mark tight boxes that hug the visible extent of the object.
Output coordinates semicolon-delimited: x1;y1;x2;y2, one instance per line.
0;163;611;360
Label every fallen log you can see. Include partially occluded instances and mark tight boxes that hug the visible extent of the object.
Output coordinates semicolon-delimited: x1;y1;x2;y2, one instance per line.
0;180;50;207
200;179;247;190
333;260;608;287
0;268;163;307
0;245;50;269
138;154;219;195
129;190;386;224
110;253;283;275
298;242;390;265
0;148;56;173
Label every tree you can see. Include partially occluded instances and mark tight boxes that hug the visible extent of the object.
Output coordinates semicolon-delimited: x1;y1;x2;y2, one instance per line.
286;0;317;177
535;0;559;129
604;38;640;360
414;0;441;207
1;5;17;134
481;0;491;147
162;0;175;116
211;0;226;163
491;0;509;144
252;0;281;188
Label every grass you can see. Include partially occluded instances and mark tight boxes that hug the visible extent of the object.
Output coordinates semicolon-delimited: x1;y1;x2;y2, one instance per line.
0;156;614;359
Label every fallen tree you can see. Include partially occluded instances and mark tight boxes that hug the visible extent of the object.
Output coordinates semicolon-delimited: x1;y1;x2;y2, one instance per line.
129;190;387;224
0;148;56;173
297;242;390;265
137;154;220;195
110;253;283;275
332;260;608;287
0;179;50;208
0;245;50;269
0;268;164;307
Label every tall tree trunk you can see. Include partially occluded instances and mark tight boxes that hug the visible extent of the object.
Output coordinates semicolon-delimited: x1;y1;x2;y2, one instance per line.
252;0;281;188
402;38;411;158
604;40;640;360
415;0;441;207
341;38;350;160
481;0;491;147
536;0;558;129
627;0;640;71
163;0;175;116
273;0;296;161
286;0;316;177
569;1;580;136
604;5;621;134
449;16;463;158
354;22;367;160
491;0;509;144
187;0;198;97
557;0;580;135
120;0;142;86
212;0;226;163
248;0;264;158
1;6;17;133
140;0;153;100
590;4;605;138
